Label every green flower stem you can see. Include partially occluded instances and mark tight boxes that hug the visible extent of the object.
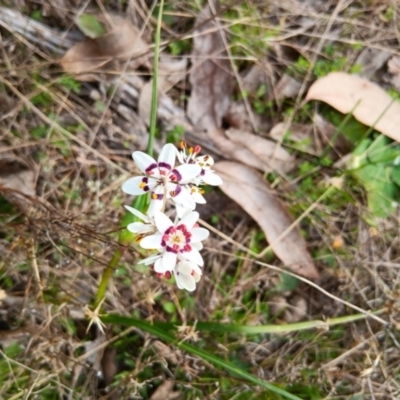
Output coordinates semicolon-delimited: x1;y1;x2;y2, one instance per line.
95;1;164;307
147;0;164;158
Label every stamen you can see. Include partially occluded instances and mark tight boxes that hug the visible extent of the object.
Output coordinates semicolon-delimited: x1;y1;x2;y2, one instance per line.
194;145;201;154
189;147;194;154
180;141;187;149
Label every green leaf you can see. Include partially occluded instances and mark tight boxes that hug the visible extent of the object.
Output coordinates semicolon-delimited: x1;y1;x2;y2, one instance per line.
390;165;400;187
102;314;303;400
76;14;106;38
275;271;300;292
351;135;399;219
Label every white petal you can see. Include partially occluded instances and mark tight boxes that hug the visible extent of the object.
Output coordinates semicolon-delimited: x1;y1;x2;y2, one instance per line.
122;176;158;195
176;149;185;164
191;190;206;204
183;247;204;266
139;253;161;265
202;170;223;185
192;242;203;251
122;176;147;195
176;272;196;292
158;143;176;170
191;227;209;242
197;155;214;167
147;197;164;217
191;263;203;280
176;260;191;273
124;205;150;222
127;222;153;234
140;234;163;249
133;152;157;174
179;211;199;230
174;164;201;183
172;186;196;210
154;212;173;233
176;204;191;218
162;251;177;271
154;257;167;273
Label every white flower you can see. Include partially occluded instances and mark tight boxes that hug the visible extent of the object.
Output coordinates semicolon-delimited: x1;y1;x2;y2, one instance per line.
176;143;223;186
122;144;201;216
173;260;202;292
124;205;155;235
139;211;209;274
175;184;207;218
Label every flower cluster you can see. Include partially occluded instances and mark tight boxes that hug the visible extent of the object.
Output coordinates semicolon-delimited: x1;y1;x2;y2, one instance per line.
122;143;222;291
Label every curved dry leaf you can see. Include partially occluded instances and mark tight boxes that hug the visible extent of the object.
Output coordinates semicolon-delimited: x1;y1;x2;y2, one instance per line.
209;129;294;174
187;3;233;130
59;19;149;80
159;55;188;91
213;161;319;280
306;72;400;143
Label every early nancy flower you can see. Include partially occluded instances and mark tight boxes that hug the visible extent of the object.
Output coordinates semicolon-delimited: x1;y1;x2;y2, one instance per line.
176;142;222;186
173;260;202;292
122;144;201;216
139;211;209;274
124;205;155;235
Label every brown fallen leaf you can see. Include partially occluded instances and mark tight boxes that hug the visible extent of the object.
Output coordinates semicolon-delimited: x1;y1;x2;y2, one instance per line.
187;2;233;130
101;347;118;387
149;380;180;400
270;122;311;143
59;17;149;80
305;72;400;143
388;56;400;91
158;54;188;91
355;48;391;78
0;156;36;196
271;73;302;102
213;161;319;280
223;128;295;174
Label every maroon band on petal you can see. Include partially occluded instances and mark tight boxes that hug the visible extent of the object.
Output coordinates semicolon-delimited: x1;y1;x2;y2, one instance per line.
145;163;158;173
171;168;183;182
158;162;172;170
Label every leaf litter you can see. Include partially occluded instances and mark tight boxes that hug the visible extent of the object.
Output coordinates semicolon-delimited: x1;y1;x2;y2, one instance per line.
187;2;233;131
306;72;400;144
59;16;149;80
213;161;319;280
3;1;400;398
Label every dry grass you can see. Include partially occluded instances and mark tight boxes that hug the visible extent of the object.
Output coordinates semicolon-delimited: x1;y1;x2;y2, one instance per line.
1;0;400;399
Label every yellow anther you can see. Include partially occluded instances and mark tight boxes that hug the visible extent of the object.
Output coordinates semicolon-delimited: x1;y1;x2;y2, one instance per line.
151;193;158;199
139;182;146;189
180;141;187;149
189;147;194;154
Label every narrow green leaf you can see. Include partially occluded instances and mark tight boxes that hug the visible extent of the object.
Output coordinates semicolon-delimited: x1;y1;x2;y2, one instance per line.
103;315;302;400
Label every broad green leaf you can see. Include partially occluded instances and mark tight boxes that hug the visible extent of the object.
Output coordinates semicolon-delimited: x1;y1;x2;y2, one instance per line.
351;135;399;219
76;14;106;38
391;165;400;187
